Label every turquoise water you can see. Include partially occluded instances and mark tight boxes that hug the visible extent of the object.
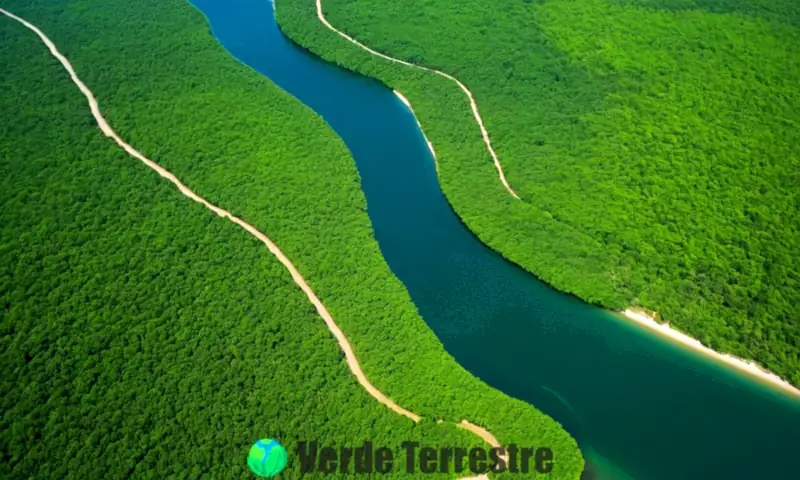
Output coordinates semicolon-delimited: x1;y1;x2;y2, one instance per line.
188;1;800;478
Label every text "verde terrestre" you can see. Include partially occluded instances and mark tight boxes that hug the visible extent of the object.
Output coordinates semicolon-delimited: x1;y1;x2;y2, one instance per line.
298;441;554;474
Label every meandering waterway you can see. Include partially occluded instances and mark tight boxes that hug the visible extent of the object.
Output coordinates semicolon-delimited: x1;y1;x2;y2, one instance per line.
188;0;800;478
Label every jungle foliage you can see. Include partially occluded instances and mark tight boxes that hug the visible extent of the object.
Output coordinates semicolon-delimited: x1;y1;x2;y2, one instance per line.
276;0;800;384
0;0;582;478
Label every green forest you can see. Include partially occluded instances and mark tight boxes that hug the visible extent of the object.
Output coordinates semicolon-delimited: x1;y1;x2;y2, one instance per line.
0;0;583;478
277;0;800;385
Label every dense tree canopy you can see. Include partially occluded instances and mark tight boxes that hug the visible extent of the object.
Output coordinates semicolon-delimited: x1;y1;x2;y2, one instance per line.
277;0;800;385
0;0;582;478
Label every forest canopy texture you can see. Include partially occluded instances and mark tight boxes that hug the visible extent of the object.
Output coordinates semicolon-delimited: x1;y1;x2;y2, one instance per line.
276;0;800;385
0;0;582;478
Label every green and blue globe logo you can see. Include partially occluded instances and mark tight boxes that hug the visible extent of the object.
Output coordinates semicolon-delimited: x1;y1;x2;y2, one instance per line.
248;439;287;478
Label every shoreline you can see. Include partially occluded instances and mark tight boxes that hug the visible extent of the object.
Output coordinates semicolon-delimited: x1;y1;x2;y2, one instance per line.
621;308;800;399
393;90;438;173
397;60;800;404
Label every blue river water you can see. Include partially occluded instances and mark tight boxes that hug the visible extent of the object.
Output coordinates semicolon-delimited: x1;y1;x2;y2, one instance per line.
188;1;800;478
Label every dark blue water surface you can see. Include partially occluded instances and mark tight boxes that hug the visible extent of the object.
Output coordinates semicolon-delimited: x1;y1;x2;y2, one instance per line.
188;1;800;478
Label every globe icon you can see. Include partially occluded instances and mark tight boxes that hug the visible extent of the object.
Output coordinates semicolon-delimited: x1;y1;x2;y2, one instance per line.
248;439;287;478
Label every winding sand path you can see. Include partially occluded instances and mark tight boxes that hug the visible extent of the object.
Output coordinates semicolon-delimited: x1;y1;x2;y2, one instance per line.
0;7;507;476
313;0;520;200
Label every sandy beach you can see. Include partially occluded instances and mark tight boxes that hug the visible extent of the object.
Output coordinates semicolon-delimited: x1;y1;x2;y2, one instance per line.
622;308;800;398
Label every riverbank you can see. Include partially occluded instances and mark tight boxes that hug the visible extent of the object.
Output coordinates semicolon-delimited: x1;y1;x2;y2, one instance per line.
277;0;800;393
395;42;800;402
621;308;800;398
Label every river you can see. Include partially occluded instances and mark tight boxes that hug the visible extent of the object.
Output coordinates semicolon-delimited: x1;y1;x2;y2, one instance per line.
188;0;800;478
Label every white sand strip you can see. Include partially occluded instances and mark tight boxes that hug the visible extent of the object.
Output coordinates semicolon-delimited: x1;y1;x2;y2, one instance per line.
0;8;511;477
394;89;438;173
622;309;800;398
314;0;520;200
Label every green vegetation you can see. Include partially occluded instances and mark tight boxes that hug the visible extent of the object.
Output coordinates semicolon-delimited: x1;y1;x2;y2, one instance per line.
0;0;582;478
276;0;800;384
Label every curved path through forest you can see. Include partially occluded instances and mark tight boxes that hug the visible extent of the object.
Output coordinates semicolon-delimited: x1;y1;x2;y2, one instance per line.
313;0;521;200
0;7;506;478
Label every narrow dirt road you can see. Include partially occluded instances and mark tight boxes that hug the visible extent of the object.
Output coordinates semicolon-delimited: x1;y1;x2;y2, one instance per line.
0;7;508;477
314;0;521;200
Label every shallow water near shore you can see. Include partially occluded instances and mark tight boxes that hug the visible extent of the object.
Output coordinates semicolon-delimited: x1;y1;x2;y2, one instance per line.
187;0;800;478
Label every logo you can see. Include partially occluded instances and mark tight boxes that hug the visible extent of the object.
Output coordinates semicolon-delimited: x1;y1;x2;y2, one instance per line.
297;441;554;475
248;439;287;478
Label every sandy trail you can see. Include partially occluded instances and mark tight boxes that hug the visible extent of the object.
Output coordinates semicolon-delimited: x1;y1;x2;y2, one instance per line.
0;7;509;476
622;309;800;399
313;0;520;200
0;1;418;424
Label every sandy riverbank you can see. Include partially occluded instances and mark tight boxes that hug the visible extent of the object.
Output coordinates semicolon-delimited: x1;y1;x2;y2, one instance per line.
622;308;800;398
393;90;438;172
